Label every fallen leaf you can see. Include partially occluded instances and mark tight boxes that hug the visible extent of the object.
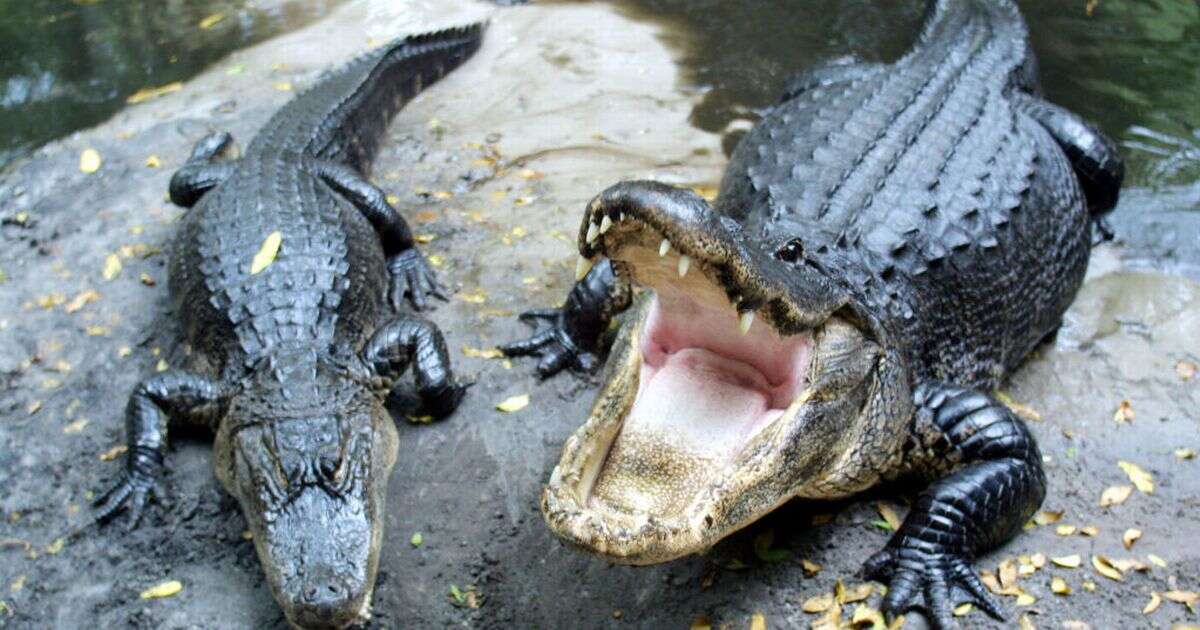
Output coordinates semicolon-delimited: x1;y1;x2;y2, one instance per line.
801;559;822;577
841;583;873;604
144;155;161;168
1031;553;1046;568
462;346;503;359
250;231;282;274
1145;592;1162;614
98;445;127;461
999;559;1019;587
26;400;42;415
1100;485;1133;507
62;419;89;434
996;391;1042;421
1123;528;1142;550
140;273;156;286
457;291;487;304
876;502;902;531
496;394;529;413
1091;555;1123;581
1113;399;1135;423
1051;576;1071;595
850;604;886;629
79;148;101;173
410;532;423;547
274;82;293;92
1175;448;1196;460
1015;592;1036;606
126;82;183;104
1051;554;1082;568
1056;524;1077;536
140;580;183;599
1177;360;1197;381
802;593;834;613
1080;526;1100;537
1118;461;1154;493
198;12;225;29
1164;590;1200;612
749;613;766;630
1148;554;1167;568
44;538;65;554
1109;558;1148;573
1062;622;1090;630
102;253;122;280
689;616;712;630
953;603;972;616
1032;509;1063;525
1081;580;1096;592
1019;615;1037;630
64;289;101;313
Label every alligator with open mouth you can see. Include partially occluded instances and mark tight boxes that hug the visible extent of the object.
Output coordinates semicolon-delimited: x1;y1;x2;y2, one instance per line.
502;0;1121;626
93;26;482;628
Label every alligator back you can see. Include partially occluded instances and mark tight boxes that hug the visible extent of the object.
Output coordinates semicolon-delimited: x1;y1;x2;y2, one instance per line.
169;26;484;376
718;0;1089;388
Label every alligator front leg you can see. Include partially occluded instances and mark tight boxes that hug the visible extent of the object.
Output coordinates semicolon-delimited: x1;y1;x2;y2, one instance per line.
863;383;1046;629
500;258;630;377
169;131;239;207
95;371;225;528
363;316;468;418
314;161;445;310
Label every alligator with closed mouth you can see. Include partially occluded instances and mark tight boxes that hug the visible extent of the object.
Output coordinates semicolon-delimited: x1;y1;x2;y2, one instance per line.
502;1;1121;627
93;25;482;628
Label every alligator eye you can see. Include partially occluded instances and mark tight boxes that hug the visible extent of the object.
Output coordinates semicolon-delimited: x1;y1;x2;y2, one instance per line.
775;238;804;263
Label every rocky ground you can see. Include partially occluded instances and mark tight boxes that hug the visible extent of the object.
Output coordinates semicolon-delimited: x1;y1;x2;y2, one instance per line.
0;1;1197;629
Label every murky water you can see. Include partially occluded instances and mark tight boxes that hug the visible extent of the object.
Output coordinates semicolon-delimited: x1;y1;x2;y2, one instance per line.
0;0;343;169
589;0;1200;190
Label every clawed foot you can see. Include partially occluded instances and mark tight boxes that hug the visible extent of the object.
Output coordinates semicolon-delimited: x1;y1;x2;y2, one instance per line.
94;446;170;530
862;543;1005;630
388;248;446;311
499;309;598;377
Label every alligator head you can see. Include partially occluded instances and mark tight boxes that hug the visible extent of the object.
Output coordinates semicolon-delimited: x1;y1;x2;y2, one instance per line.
213;354;398;629
542;181;911;564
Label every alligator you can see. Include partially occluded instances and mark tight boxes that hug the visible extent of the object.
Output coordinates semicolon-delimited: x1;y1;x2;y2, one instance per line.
93;25;482;628
501;1;1121;627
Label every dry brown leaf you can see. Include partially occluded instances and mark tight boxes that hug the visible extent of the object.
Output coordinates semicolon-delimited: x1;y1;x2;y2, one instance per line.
1118;461;1154;493
1100;485;1133;507
1122;528;1142;550
1051;576;1071;595
1113;399;1135;423
496;394;529;413
1145;591;1162;614
1051;554;1082;568
1091;555;1123;581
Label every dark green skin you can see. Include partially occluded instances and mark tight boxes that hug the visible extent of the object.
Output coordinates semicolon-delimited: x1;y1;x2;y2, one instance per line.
94;26;482;628
504;1;1123;628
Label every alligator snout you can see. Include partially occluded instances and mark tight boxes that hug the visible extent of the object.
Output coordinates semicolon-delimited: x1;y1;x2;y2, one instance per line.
286;568;366;629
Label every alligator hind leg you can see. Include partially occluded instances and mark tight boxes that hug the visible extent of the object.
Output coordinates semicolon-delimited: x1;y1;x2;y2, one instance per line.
863;383;1046;630
363;316;468;418
169;131;239;207
95;371;226;528
1013;93;1125;216
314;160;445;310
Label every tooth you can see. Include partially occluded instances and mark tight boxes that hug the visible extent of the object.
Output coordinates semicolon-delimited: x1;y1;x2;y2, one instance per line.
585;222;599;244
599;215;613;234
576;255;595;281
658;239;670;257
738;311;754;335
677;255;691;277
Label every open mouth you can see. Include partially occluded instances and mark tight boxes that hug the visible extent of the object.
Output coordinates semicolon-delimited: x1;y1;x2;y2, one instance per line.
541;182;881;564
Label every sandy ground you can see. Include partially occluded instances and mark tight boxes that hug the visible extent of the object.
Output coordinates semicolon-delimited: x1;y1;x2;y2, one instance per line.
1;1;1197;629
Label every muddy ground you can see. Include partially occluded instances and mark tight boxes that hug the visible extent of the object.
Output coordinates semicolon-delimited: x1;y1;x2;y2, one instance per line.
1;1;1198;628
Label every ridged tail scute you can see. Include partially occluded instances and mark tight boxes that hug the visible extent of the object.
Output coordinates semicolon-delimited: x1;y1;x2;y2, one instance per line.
271;22;486;171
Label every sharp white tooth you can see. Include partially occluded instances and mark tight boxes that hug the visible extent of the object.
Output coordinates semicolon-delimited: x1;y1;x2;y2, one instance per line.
585;222;599;244
658;239;670;257
576;255;595;281
738;311;754;335
677;255;691;277
599;215;613;234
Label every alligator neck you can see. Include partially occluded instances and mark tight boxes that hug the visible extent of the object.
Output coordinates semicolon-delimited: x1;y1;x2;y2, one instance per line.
246;24;483;173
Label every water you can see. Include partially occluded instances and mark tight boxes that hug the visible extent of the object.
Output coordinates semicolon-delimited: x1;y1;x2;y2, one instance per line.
594;0;1200;189
0;0;342;169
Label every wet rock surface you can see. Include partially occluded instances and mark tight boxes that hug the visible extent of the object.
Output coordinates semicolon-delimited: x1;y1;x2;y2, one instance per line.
0;1;1196;628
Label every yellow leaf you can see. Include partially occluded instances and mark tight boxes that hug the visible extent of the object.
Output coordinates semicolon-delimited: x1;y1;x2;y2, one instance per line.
1019;614;1037;630
841;583;873;604
1032;509;1063;525
103;253;122;280
1051;554;1081;568
1079;525;1099;537
749;612;766;630
689;616;712;630
851;604;886;628
496;394;529;413
1163;591;1199;612
198;12;225;29
1051;576;1071;595
1123;528;1142;550
1081;580;1096;592
1145;591;1161;614
126;82;183;104
462;346;503;359
144;154;161;168
1015;592;1036;606
457;291;487;304
1117;461;1154;493
274;82;293;92
1113;399;1135;423
250;231;282;274
44;537;65;554
998;559;1019;588
1175;448;1196;460
140;580;183;599
1055;524;1077;536
1030;553;1046;568
79;148;101;173
876;502;902;531
64;289;101;313
952;603;972;616
802;593;833;613
62;419;89;434
801;559;822;577
1100;485;1133;507
1148;554;1167;568
1109;558;1148;573
99;445;127;461
1091;555;1123;581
